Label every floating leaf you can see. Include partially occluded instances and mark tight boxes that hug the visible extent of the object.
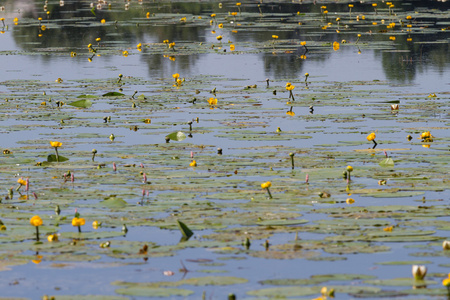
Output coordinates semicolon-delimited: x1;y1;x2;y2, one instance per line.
256;219;308;226
100;196;128;208
102;92;125;97
68;99;93;108
379;157;395;167
166;131;186;142
364;278;437;286
47;155;69;162
76;94;97;99
115;287;194;297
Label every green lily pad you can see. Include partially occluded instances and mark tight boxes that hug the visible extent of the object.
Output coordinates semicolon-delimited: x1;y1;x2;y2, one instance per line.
102;92;125;97
364;278;437;286
47;155;69;162
115;287;194;297
68;99;93;108
166;131;187;141
256;219;308;226
76;94;98;99
376;260;433;266
247;285;382;297
379;157;395;167
99;196;128;208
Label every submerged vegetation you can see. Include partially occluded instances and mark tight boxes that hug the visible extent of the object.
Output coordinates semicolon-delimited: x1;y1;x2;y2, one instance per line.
0;0;449;299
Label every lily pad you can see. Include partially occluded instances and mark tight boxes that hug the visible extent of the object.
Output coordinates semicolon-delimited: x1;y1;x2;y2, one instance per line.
47;155;69;162
166;131;187;142
379;157;395;167
68;99;93;108
115;287;194;297
102;92;125;97
99;196;128;208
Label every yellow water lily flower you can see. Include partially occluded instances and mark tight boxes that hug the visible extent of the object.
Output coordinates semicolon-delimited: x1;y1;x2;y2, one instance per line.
47;234;58;242
216;35;223;41
286;111;295;116
101;19;105;24
383;226;393;232
122;50;129;57
189;160;197;167
230;44;235;51
261;181;271;189
346;198;355;204
272;35;278;39
346;165;353;172
17;177;27;186
366;132;376;141
50;141;62;148
72;217;85;227
443;277;450;287
285;83;295;91
208;98;218;105
333;41;340;51
30;215;43;227
92;220;101;229
421;131;431;139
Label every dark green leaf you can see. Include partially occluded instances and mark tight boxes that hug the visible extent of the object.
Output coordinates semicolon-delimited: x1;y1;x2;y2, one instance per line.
47;155;69;162
102;92;125;97
68;99;93;108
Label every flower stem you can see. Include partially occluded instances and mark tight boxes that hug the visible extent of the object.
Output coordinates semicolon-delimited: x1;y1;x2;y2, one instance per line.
372;139;378;149
266;187;273;199
36;226;40;241
54;147;59;162
78;225;81;233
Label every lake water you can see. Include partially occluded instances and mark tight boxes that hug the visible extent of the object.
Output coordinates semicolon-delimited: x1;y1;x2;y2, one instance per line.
0;0;449;299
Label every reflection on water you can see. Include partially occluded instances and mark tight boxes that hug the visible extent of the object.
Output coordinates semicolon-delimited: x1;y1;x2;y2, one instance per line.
0;0;448;82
